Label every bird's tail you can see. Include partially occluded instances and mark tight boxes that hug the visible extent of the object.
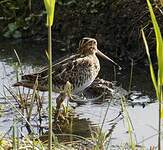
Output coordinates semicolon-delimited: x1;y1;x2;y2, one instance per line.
13;74;48;91
13;74;37;87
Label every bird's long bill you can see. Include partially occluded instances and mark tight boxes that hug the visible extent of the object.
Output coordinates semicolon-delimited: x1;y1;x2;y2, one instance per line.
97;49;121;70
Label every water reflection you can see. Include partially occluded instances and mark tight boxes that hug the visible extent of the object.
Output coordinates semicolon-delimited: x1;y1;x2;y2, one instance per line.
0;40;68;66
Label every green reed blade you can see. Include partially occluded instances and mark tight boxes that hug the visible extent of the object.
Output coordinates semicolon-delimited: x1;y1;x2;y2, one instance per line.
141;29;158;98
12;120;16;150
43;0;56;149
146;0;163;86
43;0;56;26
144;0;163;149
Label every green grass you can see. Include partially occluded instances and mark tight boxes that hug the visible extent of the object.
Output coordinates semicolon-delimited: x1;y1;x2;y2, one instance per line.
120;97;136;150
141;0;163;149
2;0;163;149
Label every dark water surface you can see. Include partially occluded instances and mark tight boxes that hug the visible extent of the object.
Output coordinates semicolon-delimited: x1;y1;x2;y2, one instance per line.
0;40;162;149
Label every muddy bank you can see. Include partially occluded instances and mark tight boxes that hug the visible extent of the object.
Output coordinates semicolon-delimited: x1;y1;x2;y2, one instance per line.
0;0;163;64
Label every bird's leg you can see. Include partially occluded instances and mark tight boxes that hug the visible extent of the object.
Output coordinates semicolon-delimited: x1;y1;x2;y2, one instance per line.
55;92;67;121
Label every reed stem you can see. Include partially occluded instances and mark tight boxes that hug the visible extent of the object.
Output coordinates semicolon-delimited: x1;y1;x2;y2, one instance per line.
158;85;162;150
48;18;53;150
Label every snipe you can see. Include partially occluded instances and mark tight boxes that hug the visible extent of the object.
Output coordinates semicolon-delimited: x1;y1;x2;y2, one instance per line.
13;37;120;119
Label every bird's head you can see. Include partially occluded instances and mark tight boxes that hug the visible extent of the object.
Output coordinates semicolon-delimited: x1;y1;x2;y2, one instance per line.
78;37;121;69
79;37;97;55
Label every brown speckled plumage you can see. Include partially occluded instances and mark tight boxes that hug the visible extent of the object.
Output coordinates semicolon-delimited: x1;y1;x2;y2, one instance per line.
14;38;101;94
13;37;118;119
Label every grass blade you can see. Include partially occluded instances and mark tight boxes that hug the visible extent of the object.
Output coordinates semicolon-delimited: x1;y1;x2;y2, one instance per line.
144;0;163;149
43;0;56;26
43;0;56;149
141;29;158;97
146;0;163;85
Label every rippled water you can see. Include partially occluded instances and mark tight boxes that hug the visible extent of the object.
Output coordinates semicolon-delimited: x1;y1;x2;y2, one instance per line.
0;40;162;149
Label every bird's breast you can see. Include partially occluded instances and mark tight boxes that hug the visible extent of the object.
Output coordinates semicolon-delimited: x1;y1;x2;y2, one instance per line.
72;55;100;94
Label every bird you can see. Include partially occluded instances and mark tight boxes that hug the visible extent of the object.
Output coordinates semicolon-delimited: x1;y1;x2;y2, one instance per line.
13;37;120;120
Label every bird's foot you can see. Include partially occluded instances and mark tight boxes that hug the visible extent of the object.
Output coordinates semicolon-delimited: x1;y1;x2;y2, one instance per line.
54;109;70;125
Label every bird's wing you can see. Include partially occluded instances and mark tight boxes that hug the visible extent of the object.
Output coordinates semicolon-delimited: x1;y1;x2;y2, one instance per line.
51;55;91;91
13;54;91;92
20;53;82;82
37;53;80;74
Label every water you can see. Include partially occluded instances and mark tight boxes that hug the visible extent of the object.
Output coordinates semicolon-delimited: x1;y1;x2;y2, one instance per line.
0;40;162;149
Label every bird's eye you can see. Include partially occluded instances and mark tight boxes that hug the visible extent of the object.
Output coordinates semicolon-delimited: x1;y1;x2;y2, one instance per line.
92;41;96;45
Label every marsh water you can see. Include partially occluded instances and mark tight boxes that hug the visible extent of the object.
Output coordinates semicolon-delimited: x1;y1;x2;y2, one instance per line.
0;40;162;149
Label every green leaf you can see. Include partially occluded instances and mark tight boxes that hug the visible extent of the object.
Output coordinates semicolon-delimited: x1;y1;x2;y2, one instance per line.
8;22;17;32
43;0;56;26
13;30;22;39
146;0;163;85
3;31;11;38
141;29;158;98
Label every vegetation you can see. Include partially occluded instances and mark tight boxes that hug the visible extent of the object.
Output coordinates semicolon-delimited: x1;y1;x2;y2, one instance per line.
1;0;163;63
0;0;44;38
142;0;163;149
43;0;56;149
0;0;163;149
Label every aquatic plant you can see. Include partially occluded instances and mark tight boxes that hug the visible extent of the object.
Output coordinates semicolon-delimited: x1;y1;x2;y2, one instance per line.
141;0;163;149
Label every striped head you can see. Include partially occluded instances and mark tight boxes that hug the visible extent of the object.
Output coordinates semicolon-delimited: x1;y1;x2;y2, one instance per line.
79;37;98;55
78;37;121;69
